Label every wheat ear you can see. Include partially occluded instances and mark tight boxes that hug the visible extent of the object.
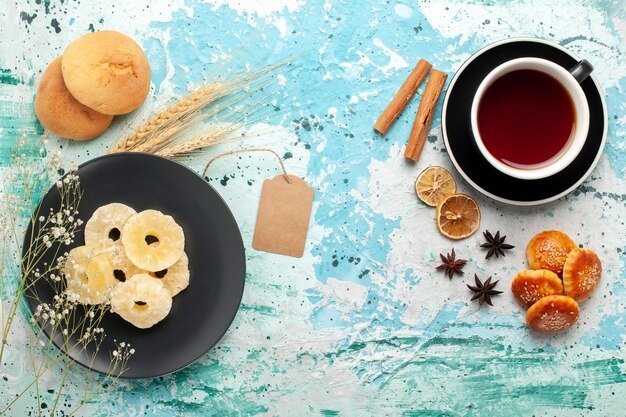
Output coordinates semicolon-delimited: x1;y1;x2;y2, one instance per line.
109;83;223;153
155;125;238;158
110;60;290;155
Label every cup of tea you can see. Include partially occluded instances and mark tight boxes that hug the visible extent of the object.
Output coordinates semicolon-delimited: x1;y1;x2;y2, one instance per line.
470;57;593;180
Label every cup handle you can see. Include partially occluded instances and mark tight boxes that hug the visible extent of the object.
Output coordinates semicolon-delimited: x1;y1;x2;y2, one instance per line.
569;59;593;83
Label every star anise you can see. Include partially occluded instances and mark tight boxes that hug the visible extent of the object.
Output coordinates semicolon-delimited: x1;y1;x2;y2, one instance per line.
480;230;515;259
435;248;466;279
467;274;503;306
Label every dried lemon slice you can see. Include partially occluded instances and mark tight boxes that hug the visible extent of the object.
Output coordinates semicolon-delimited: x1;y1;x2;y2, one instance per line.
415;166;456;207
435;193;480;240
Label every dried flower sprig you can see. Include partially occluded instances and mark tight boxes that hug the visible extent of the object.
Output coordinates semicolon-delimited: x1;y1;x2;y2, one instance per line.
0;137;133;416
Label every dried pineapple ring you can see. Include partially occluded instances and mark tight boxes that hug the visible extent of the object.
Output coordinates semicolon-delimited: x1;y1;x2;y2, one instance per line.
85;252;119;301
84;203;137;247
64;246;91;303
64;245;118;304
149;251;190;296
106;244;145;283
121;210;185;272
110;273;173;329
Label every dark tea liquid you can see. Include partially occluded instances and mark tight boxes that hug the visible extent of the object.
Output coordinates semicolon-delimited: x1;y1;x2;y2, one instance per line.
477;69;575;168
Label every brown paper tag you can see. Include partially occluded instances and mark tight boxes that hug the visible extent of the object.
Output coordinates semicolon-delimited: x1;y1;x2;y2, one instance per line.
252;174;314;258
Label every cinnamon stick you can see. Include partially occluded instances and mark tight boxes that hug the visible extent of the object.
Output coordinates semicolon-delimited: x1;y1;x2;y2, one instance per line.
374;58;432;135
404;69;448;161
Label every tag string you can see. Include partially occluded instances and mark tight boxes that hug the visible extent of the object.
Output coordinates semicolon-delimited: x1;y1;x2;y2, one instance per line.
202;148;292;184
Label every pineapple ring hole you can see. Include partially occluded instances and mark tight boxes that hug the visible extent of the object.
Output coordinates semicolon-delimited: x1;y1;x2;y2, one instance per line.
145;234;159;246
134;301;148;309
108;227;121;241
154;269;168;278
113;269;126;282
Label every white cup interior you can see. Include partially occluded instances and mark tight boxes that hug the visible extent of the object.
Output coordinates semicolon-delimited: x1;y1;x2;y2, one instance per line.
470;58;589;180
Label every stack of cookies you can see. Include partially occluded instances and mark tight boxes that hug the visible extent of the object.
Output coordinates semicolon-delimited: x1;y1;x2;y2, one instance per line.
511;230;602;333
35;30;151;140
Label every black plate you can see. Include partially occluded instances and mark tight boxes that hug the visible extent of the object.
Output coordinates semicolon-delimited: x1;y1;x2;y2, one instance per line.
442;38;607;205
23;153;246;378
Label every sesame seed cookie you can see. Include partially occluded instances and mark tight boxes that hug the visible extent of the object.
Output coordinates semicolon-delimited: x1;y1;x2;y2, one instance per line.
562;248;602;301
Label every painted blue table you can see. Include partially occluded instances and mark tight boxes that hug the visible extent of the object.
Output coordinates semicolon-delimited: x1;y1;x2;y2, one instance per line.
1;1;625;415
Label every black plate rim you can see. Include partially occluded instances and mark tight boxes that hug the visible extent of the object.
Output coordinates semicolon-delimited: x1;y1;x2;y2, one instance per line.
23;152;246;379
441;37;608;206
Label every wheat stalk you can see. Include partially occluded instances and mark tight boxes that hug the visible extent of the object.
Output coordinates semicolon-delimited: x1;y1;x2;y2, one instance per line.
156;85;281;157
109;61;290;156
155;125;238;158
109;83;223;153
